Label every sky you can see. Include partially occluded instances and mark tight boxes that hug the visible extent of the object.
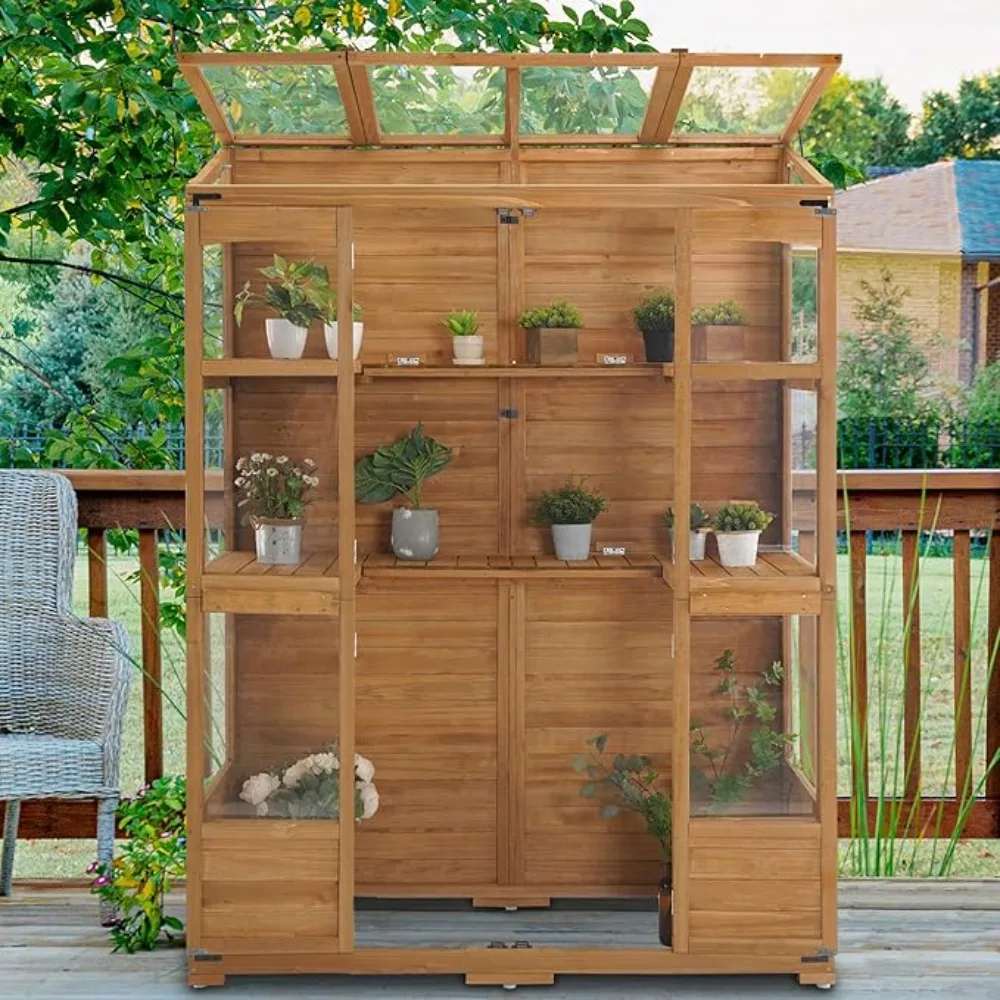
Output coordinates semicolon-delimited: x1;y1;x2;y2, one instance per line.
566;0;1000;111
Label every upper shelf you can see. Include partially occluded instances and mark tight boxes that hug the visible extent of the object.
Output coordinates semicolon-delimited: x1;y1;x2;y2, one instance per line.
362;364;672;380
361;552;667;579
202;358;360;385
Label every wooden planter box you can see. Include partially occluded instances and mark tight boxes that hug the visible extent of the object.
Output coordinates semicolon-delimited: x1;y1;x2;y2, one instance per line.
525;327;579;366
692;323;746;362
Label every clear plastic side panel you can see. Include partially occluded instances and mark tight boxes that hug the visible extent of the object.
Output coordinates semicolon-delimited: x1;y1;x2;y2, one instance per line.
690;615;818;818
788;386;818;570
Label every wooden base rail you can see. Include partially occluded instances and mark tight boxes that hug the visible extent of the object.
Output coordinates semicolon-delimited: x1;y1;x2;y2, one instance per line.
5;468;1000;841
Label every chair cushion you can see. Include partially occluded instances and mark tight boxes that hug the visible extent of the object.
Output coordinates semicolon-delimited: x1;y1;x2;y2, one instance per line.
0;734;105;798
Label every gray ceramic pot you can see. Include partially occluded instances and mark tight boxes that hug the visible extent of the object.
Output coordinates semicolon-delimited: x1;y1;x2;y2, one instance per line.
552;522;592;561
391;507;439;561
253;520;303;566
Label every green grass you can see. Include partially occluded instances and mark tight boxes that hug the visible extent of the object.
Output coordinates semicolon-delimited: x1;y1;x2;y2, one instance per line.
13;550;1000;879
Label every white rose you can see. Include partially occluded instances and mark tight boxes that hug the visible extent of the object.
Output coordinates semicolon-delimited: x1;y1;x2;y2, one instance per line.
240;772;280;807
283;762;306;788
354;754;375;783
313;752;338;773
359;782;379;820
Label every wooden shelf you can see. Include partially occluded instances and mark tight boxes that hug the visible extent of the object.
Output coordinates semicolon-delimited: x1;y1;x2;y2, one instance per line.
664;548;822;615
360;552;668;579
199;550;358;614
691;361;821;382
202;358;360;385
362;364;672;380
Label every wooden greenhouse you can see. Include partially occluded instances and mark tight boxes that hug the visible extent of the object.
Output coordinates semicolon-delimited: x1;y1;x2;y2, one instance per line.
180;50;840;989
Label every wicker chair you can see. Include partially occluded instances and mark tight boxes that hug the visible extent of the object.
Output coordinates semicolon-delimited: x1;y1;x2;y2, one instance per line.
0;471;131;920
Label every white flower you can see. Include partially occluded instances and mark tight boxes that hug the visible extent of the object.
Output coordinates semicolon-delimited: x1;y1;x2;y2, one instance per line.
282;762;307;788
304;475;319;487
359;782;379;820
354;754;375;783
261;453;273;461
277;455;289;464
256;802;269;817
266;467;278;477
234;476;246;487
251;452;262;462
236;457;247;471
313;752;338;773
240;771;280;807
303;458;317;468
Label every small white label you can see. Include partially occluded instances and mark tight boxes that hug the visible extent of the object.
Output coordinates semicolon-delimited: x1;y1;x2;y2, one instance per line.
602;546;626;556
395;356;421;367
601;354;628;366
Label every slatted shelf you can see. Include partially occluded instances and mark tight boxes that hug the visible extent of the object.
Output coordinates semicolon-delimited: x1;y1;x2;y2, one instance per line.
199;549;358;614
362;364;673;379
360;552;669;579
202;358;360;385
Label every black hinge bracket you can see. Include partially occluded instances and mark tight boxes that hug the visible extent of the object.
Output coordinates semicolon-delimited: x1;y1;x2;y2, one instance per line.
801;947;837;963
487;940;508;949
192;192;223;207
799;198;829;208
498;213;519;225
190;951;223;962
499;408;519;419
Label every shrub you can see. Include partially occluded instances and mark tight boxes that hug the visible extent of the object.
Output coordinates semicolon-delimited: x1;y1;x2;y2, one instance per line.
518;301;583;329
443;309;480;336
712;501;774;533
354;423;454;509
89;775;186;954
691;298;748;326
632;290;675;335
664;502;711;531
948;361;1000;469
531;477;608;525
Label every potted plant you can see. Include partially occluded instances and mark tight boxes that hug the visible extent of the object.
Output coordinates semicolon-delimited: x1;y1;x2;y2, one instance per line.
443;309;484;366
574;734;672;947
690;650;796;814
322;289;365;361
531;477;607;561
519;301;582;366
664;502;711;561
632;290;675;363
711;501;774;568
691;298;749;362
355;424;454;561
235;453;319;565
233;254;328;359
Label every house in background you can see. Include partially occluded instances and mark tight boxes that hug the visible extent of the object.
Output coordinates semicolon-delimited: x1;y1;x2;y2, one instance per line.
836;160;1000;387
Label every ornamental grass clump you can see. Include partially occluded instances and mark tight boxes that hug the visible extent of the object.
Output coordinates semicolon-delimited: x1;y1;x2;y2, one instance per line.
235;453;318;524
691;298;749;326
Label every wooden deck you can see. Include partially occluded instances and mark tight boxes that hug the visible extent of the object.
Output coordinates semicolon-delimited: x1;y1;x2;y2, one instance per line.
2;882;999;998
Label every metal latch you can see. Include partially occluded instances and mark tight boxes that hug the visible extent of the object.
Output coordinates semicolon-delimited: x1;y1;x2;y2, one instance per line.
190;949;223;962
497;208;519;225
499;408;519;420
801;947;837;963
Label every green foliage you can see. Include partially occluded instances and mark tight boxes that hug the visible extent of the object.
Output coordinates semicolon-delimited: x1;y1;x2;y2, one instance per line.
712;502;773;534
906;71;1000;164
690;651;795;811
89;776;186;954
235;453;319;523
234;255;331;328
947;361;1000;469
664;503;711;531
443;309;480;336
690;298;748;327
354;423;454;509
519;300;583;330
531;476;608;526
631;290;675;335
325;288;364;324
574;733;671;863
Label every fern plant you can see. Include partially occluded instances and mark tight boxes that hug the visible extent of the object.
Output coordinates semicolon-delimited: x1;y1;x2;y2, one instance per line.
690;649;797;811
354;424;454;510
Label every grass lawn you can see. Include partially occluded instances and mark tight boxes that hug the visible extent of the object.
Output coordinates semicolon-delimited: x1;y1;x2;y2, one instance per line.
12;550;1000;879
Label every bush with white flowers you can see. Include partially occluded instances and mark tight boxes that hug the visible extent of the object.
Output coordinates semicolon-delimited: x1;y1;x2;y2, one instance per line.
235;453;319;523
239;747;379;821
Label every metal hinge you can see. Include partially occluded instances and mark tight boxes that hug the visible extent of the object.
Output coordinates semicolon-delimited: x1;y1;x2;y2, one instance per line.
814;206;837;217
192;192;223;207
185;204;206;213
499;408;519;419
497;208;519;225
189;949;223;962
801;947;837;963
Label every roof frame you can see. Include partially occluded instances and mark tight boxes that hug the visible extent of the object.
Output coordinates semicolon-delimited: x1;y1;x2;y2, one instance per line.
178;50;841;149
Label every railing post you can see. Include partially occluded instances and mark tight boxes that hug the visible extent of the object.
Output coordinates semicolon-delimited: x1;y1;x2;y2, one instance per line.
952;530;972;798
849;530;869;812
86;529;108;618
988;531;1000;824
138;528;163;783
901;530;922;801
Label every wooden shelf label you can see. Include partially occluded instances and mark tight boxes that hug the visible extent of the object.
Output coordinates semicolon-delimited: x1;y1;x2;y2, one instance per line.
599;353;630;366
391;355;422;367
602;546;627;556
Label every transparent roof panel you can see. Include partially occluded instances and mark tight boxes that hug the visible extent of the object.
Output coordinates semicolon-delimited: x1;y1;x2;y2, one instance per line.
673;66;815;136
199;63;348;137
519;65;656;135
370;65;505;135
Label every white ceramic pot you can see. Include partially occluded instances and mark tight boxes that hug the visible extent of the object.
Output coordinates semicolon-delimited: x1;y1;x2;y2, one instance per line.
673;529;708;561
715;530;761;568
552;522;593;561
254;520;303;566
265;318;309;360
324;321;364;360
452;334;485;365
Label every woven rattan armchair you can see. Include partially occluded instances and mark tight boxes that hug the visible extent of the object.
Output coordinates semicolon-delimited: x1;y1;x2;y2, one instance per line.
0;471;131;919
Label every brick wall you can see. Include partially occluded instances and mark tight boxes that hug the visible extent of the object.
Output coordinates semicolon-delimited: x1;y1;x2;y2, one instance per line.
837;252;963;392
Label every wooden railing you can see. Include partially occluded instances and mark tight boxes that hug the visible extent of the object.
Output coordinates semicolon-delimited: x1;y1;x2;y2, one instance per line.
8;469;1000;841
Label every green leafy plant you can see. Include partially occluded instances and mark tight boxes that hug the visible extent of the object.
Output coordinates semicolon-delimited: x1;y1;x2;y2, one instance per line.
947;361;1000;469
531;477;608;526
691;298;748;326
664;503;711;531
323;286;364;323
518;301;582;330
235;453;318;523
632;290;675;334
574;734;671;863
712;501;774;533
233;254;331;328
690;651;796;811
355;423;454;510
89;775;186;954
443;309;480;336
